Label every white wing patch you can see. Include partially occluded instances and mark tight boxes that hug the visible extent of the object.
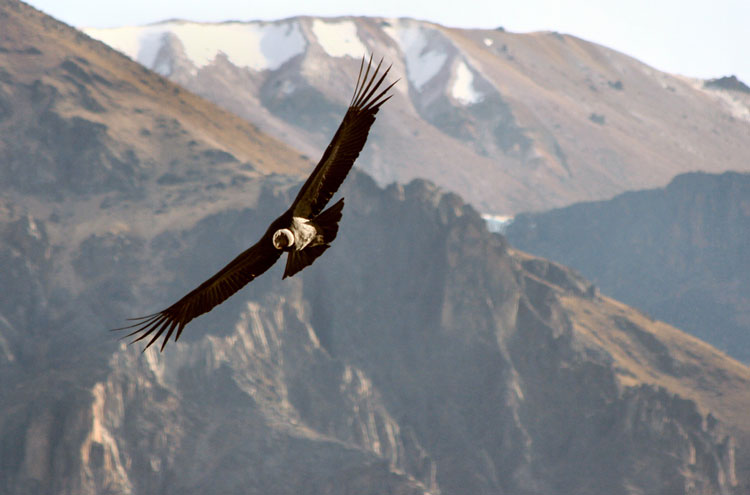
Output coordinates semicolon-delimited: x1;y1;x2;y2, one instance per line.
291;217;319;250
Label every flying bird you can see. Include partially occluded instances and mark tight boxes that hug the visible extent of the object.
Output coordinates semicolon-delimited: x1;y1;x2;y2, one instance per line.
116;56;395;352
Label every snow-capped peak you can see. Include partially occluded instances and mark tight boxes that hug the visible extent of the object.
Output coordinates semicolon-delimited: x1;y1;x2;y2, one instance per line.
383;19;447;91
311;19;368;58
85;20;307;72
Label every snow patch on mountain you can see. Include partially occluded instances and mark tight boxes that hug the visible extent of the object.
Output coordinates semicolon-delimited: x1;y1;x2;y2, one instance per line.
383;20;447;90
85;21;307;72
85;26;149;64
451;61;483;104
481;214;513;234
311;19;368;58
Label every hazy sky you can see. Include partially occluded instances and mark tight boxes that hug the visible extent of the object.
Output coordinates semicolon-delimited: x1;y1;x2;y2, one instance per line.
26;0;750;84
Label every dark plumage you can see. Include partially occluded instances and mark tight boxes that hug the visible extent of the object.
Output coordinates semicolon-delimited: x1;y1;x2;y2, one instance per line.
115;56;396;351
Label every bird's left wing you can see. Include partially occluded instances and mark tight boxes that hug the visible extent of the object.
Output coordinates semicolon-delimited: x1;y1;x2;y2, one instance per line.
115;238;282;351
291;56;397;218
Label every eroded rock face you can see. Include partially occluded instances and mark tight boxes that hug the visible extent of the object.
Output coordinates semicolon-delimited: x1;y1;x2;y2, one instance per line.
69;295;433;495
2;171;746;495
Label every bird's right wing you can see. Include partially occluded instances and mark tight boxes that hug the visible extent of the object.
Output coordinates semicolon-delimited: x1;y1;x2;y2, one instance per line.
115;239;282;352
291;56;396;218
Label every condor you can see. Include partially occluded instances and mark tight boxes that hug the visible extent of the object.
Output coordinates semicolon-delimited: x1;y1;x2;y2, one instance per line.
117;56;395;351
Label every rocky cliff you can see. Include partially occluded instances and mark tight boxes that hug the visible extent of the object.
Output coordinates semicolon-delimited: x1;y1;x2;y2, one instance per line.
3;2;750;494
4;167;750;494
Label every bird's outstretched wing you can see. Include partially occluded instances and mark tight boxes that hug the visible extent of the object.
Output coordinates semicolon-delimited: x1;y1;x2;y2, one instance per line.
115;239;282;351
291;55;397;218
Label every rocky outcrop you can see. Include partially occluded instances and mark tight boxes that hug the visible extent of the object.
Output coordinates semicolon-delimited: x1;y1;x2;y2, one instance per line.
4;171;749;494
705;75;750;93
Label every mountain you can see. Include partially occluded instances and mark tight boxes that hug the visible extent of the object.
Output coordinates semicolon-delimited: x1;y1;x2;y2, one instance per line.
0;0;311;202
4;1;750;494
82;17;750;215
506;171;750;363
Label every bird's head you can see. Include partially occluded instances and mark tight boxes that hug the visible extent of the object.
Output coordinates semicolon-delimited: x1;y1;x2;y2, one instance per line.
272;229;295;250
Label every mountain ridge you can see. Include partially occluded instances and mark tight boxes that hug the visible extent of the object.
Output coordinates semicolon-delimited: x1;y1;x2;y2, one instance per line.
83;15;750;214
507;170;750;363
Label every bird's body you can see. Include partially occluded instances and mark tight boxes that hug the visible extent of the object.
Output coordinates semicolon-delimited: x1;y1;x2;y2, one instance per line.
289;216;318;249
274;215;324;252
116;56;395;351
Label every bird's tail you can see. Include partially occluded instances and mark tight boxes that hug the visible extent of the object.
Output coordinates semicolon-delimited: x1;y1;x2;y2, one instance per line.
283;199;345;279
313;198;345;243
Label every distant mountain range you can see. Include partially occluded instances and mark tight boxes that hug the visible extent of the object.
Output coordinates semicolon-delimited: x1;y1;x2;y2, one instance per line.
3;1;750;494
507;171;750;362
83;17;750;214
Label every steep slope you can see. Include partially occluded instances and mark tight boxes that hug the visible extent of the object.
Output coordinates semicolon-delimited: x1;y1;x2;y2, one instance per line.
5;167;750;494
0;0;310;202
3;2;750;494
506;171;750;362
83;17;750;214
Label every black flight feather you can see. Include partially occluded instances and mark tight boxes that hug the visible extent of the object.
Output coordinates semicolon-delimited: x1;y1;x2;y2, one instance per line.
291;55;397;219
